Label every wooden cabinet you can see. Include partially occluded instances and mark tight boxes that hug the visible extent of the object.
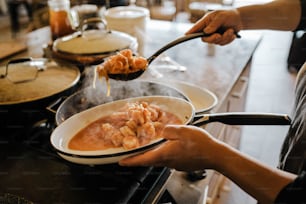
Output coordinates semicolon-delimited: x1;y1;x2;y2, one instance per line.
164;61;253;204
204;63;251;203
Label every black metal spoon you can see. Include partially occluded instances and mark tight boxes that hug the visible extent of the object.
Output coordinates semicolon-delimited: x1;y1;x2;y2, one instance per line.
107;29;241;81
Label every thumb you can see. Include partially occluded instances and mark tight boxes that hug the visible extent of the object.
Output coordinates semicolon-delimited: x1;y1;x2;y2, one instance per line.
161;125;184;140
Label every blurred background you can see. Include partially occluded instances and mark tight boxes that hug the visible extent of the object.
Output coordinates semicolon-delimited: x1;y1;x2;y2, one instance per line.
0;0;273;40
0;0;302;203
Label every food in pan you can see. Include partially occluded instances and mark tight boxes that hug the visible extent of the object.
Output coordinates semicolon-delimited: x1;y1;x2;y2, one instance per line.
68;101;182;151
97;49;147;75
94;49;148;96
96;49;147;80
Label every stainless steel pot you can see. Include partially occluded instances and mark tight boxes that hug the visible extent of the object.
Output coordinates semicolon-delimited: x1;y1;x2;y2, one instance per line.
49;80;190;126
0;58;80;106
50;80;292;126
0;58;81;129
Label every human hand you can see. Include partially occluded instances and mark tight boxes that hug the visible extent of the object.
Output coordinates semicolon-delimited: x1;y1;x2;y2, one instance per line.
119;125;223;171
186;9;243;45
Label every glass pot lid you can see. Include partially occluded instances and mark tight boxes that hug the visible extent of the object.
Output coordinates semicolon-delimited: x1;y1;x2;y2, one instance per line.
52;18;138;55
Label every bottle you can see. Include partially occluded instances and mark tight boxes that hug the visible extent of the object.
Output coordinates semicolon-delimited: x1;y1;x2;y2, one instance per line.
48;0;74;40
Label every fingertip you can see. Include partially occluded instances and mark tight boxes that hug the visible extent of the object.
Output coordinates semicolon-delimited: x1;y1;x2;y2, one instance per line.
119;149;157;167
203;27;212;35
119;156;144;167
118;158;130;166
200;34;220;44
185;30;192;35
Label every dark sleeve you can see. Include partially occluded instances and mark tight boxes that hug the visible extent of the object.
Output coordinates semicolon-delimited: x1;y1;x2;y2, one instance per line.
295;0;306;31
274;171;306;204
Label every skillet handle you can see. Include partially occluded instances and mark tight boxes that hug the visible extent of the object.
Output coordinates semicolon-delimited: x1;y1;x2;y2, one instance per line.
46;96;67;114
192;112;292;126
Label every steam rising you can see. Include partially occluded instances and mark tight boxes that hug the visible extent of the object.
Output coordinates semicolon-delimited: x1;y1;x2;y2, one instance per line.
56;67;189;124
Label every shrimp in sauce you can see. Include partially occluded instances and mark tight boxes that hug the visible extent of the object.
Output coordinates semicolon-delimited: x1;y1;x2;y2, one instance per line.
96;49;147;77
68;101;182;151
94;49;148;96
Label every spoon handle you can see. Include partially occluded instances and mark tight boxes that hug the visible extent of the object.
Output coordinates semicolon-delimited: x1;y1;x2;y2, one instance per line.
147;30;240;64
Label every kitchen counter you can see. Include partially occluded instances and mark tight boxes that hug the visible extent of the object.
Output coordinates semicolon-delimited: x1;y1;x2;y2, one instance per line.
140;20;262;204
0;19;262;203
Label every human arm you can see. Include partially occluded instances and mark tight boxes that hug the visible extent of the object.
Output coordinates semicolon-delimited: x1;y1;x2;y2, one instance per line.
119;125;296;204
186;0;302;45
238;0;301;30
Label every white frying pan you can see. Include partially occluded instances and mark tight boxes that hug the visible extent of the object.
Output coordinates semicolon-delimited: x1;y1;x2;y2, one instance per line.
50;96;291;165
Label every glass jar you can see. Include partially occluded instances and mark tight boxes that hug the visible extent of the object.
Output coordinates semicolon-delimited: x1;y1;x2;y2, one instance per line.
48;0;74;40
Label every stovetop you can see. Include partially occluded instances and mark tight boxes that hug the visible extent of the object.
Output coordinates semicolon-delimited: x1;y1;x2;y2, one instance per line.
0;120;171;203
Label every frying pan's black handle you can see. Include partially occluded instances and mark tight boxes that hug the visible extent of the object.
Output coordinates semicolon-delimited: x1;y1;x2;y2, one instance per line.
192;112;292;126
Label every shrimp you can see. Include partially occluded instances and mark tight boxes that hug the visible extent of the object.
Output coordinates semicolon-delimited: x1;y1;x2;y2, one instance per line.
111;132;124;147
147;104;162;121
101;123;117;141
119;126;136;137
119;49;134;65
103;54;129;74
69;101;183;151
128;104;146;125
95;49;148;96
130;56;148;72
126;119;137;132
122;135;139;150
97;49;148;76
137;122;156;146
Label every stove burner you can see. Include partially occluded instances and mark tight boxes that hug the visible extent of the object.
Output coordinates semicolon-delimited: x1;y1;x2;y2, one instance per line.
0;119;172;203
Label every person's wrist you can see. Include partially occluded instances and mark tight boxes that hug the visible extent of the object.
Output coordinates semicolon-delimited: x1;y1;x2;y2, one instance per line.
202;137;224;170
233;8;243;30
209;139;232;172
